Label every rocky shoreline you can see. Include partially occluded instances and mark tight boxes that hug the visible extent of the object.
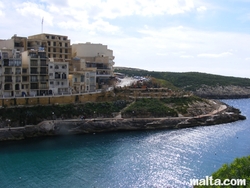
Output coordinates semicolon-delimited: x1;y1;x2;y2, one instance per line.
194;85;250;99
0;104;246;141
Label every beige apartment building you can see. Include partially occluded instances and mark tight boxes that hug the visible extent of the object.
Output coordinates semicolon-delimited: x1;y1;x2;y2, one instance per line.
21;49;50;96
0;48;22;97
72;42;115;89
0;34;27;53
0;33;116;98
69;58;96;93
27;33;71;61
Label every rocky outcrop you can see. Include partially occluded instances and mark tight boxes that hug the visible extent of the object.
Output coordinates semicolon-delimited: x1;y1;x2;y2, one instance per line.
0;104;246;141
194;85;250;99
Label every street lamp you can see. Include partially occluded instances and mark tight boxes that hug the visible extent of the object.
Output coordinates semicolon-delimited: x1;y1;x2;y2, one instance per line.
52;111;54;122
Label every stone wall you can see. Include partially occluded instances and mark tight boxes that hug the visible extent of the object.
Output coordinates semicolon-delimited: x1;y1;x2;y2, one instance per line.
0;92;116;107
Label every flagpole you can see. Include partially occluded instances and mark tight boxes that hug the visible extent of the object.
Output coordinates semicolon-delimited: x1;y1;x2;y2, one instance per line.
41;17;44;33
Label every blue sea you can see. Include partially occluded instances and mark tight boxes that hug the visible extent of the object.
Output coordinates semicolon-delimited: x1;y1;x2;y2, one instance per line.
0;99;249;188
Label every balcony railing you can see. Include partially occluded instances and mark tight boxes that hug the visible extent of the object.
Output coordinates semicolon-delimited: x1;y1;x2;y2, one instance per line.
4;79;13;82
40;63;48;66
4;72;13;74
31;71;38;74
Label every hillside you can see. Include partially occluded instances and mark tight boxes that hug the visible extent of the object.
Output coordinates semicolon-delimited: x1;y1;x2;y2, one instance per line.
114;67;250;98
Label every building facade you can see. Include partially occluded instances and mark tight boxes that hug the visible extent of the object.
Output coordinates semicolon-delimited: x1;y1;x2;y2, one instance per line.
27;33;71;61
0;33;116;98
71;43;115;89
21;49;49;96
0;48;22;97
48;59;69;95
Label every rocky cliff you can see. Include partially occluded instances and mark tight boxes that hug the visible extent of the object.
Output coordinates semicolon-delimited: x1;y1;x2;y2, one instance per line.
0;104;245;141
194;85;250;99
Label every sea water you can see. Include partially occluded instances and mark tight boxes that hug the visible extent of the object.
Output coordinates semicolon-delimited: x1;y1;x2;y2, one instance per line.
0;99;249;188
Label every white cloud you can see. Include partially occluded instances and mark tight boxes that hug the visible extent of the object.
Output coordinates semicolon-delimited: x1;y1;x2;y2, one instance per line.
197;52;233;58
156;52;168;56
0;1;4;17
15;2;53;26
181;55;194;58
197;6;207;12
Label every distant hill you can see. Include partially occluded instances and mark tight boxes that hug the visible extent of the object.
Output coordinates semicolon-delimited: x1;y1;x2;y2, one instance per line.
114;67;250;98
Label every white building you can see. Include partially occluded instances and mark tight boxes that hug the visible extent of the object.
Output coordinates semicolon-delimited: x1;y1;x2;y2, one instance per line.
48;59;69;95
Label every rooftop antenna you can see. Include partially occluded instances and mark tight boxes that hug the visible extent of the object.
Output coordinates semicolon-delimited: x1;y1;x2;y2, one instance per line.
41;17;44;33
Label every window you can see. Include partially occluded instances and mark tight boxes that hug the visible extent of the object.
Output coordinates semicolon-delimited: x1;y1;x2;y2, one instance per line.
50;65;53;69
55;72;60;79
74;77;77;82
31;68;38;74
31;83;38;89
65;43;68;47
55;65;59;69
22;76;28;82
62;65;67;69
30;76;37;82
62;73;67;79
61;82;64;85
81;75;84;82
53;54;56;58
49;73;53;76
50;81;53;85
65;55;68;59
53;48;56;52
65;49;68;53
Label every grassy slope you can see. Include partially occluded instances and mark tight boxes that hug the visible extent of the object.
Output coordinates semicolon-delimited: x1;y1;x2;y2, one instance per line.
115;68;250;90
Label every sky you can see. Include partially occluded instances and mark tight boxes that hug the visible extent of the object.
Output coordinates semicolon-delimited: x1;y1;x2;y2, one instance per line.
1;0;250;78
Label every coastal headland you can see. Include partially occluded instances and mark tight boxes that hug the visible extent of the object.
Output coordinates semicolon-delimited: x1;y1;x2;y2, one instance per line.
0;101;245;141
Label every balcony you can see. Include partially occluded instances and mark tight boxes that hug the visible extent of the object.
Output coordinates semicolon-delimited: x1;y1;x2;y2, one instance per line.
4;87;13;91
30;71;39;74
40;63;48;66
40;71;48;75
4;79;13;82
4;72;13;75
30;79;39;82
30;62;38;66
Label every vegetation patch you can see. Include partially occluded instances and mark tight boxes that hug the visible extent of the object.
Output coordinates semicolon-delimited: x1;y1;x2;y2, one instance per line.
115;68;250;91
161;96;204;115
122;98;178;118
0;100;128;127
196;155;250;188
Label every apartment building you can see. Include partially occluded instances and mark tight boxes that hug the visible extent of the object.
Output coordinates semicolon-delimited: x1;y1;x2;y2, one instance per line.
0;34;27;53
27;33;71;61
0;33;116;98
71;42;115;89
48;59;69;95
0;48;22;97
22;49;49;96
69;58;96;93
